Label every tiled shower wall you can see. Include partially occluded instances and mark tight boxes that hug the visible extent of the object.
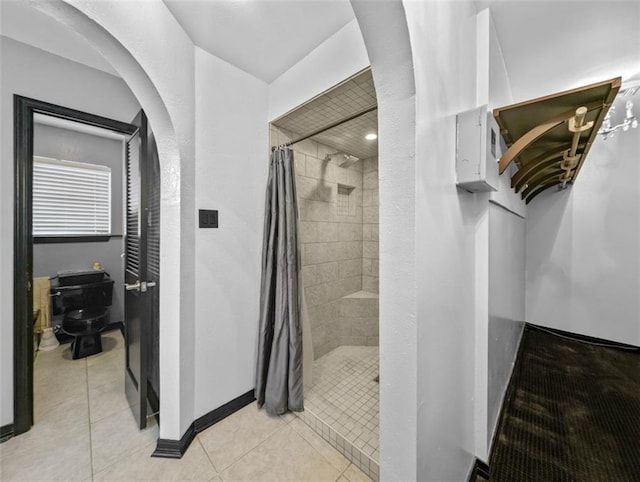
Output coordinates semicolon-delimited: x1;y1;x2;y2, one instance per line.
362;158;379;294
270;127;379;359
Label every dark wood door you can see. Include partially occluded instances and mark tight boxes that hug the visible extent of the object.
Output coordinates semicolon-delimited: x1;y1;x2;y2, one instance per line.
124;109;159;429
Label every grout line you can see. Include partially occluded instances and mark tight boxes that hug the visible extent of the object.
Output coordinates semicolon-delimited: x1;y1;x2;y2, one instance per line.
305;346;379;481
93;440;156;478
29;338;131;481
289;416;348;473
214;420;289;475
292;422;337;464
197;435;221;476
85;357;95;480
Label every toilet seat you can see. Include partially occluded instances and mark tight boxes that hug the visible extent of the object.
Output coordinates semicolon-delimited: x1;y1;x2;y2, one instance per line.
62;308;108;335
62;308;108;359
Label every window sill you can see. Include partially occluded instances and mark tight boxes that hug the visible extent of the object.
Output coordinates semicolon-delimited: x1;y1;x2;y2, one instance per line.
34;235;122;244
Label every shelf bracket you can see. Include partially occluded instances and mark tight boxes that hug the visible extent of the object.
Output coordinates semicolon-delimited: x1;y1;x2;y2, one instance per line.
492;77;620;204
498;100;601;175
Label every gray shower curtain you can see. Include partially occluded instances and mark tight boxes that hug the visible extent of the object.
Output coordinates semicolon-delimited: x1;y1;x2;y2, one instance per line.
256;147;304;415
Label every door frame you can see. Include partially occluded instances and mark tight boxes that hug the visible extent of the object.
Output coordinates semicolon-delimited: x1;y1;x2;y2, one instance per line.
13;95;137;435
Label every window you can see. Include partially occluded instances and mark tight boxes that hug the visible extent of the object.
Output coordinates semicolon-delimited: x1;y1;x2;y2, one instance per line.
33;156;111;237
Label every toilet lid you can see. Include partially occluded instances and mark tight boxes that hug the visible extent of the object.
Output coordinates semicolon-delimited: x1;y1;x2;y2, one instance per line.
64;308;106;322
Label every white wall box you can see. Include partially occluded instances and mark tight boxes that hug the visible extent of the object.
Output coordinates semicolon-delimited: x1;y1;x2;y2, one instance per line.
456;104;502;192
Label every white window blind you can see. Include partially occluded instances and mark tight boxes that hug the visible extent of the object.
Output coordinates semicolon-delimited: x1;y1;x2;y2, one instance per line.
33;156;111;236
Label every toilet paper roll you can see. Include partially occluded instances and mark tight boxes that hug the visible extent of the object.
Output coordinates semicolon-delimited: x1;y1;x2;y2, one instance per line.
39;327;59;352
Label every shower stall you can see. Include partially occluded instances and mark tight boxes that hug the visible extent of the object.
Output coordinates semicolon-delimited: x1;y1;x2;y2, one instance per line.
295;138;379;481
271;94;379;480
269;68;380;480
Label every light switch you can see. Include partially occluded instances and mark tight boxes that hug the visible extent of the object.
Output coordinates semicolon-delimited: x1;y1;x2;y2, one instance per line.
199;209;218;228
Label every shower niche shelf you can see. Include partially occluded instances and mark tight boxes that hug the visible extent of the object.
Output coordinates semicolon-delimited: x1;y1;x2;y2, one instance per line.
337;184;355;217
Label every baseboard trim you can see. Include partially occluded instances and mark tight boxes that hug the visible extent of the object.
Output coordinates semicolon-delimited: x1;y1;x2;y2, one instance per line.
527;323;640;351
194;389;255;433
151;389;255;459
467;457;490;481
487;323;526;459
110;321;125;337
0;423;14;443
152;424;195;459
487;324;529;466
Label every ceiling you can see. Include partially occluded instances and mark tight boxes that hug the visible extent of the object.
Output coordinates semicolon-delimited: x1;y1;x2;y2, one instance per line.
163;0;355;83
479;1;640;103
0;1;118;77
3;1;637;98
272;69;378;159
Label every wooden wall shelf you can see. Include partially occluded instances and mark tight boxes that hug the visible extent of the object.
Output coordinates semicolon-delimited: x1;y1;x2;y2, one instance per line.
493;77;621;204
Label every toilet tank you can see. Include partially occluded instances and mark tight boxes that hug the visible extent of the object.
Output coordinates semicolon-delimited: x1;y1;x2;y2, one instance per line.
56;269;107;287
50;270;114;316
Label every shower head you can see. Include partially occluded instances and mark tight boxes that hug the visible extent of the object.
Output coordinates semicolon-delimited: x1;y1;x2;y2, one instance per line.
324;152;360;168
340;155;360;168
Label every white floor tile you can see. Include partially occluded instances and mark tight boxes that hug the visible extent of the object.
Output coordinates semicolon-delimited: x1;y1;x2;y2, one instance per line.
90;405;159;472
306;346;380;460
93;439;216;481
198;402;285;472
221;425;342;481
343;463;372;482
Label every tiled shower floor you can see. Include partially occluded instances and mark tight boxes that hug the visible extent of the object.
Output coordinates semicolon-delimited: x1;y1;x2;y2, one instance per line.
298;345;380;480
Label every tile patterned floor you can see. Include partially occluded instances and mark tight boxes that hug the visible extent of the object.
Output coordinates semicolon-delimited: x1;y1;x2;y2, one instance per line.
0;330;370;481
298;346;379;480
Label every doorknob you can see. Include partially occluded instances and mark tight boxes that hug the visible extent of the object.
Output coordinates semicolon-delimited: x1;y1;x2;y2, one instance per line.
125;280;156;292
140;281;156;292
125;281;141;291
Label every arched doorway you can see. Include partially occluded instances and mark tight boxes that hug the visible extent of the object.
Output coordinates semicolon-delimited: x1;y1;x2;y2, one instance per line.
6;0;191;443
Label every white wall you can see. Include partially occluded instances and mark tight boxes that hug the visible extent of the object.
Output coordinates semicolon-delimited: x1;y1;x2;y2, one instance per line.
483;9;523;218
473;8;525;460
405;1;479;479
0;36;140;426
526;122;640;346
487;202;525;447
194;47;269;417
347;2;418;478
268;19;369;121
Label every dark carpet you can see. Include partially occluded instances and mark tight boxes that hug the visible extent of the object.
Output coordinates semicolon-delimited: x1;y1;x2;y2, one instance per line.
489;326;640;482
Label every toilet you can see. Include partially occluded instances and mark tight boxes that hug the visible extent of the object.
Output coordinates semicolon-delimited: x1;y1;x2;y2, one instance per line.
50;270;114;359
